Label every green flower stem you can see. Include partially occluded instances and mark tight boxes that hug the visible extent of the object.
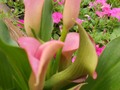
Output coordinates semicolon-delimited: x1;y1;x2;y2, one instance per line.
51;26;68;75
60;26;68;42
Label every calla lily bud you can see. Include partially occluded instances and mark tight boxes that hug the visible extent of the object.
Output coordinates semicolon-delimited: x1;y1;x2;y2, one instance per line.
63;0;81;30
24;0;44;36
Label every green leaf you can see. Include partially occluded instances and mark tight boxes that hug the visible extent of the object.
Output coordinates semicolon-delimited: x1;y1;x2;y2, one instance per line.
81;36;120;90
0;19;17;46
0;19;31;89
39;0;53;41
0;50;16;90
110;27;120;41
0;0;7;3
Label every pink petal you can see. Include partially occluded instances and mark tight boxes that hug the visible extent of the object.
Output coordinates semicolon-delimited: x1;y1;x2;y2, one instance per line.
34;40;64;89
60;32;79;70
18;37;64;89
18;37;41;57
62;32;79;59
18;37;42;76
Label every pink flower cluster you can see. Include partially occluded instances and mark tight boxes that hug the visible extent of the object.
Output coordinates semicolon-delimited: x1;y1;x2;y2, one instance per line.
110;8;120;21
96;45;105;56
89;0;120;21
52;12;63;24
53;0;65;5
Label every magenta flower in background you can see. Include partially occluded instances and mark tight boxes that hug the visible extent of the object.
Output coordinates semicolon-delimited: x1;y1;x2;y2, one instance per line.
102;5;111;16
95;3;111;17
89;0;112;18
58;0;65;5
19;19;24;23
59;25;63;31
53;0;65;5
76;18;84;24
18;19;24;28
110;8;120;21
96;1;111;17
72;56;76;62
96;11;105;17
96;45;105;56
95;0;106;5
89;2;94;8
52;12;63;24
89;0;107;8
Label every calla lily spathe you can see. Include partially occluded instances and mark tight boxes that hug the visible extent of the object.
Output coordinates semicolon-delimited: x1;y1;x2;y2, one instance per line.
59;32;79;70
62;32;79;59
18;37;64;90
24;0;44;36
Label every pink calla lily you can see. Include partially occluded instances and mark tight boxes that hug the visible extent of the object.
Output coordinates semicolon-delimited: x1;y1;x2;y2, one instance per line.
63;0;81;30
62;32;79;59
62;32;96;60
18;37;64;90
59;32;79;70
24;0;44;36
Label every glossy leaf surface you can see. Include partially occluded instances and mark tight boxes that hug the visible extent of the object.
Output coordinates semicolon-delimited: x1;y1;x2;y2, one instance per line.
0;19;31;89
81;36;120;90
39;0;53;41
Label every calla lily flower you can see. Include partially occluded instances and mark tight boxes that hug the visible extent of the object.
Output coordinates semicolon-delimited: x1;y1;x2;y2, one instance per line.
24;0;44;36
18;37;64;90
60;32;97;70
59;32;79;70
63;0;81;30
44;23;98;89
62;32;79;59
